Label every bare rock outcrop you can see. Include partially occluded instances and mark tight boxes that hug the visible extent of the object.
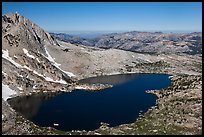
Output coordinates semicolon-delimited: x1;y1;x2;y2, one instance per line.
2;13;74;97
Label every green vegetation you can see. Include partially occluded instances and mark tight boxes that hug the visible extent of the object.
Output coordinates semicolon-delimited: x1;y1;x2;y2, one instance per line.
192;62;202;70
126;60;172;73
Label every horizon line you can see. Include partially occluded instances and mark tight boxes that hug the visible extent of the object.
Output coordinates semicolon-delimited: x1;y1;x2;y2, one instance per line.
48;30;202;33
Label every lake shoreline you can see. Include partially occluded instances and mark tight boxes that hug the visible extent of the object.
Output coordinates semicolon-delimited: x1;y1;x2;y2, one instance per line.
2;73;202;135
7;73;171;132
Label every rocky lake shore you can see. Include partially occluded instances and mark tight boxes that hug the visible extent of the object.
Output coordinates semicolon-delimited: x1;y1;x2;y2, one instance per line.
2;73;202;135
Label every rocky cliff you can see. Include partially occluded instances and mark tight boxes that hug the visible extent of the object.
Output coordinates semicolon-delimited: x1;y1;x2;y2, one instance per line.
2;13;74;98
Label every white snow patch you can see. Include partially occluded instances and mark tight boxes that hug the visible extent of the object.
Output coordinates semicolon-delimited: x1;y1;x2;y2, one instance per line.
2;114;4;119
168;75;174;78
2;71;7;76
18;74;24;78
108;72;121;75
94;133;101;135
36;58;40;63
44;76;53;81
2;49;22;68
44;46;75;77
33;85;37;89
17;87;23;90
33;70;41;76
53;123;59;126
23;48;35;59
145;59;152;63
44;76;67;84
23;65;33;71
33;70;67;84
2;83;17;101
44;46;61;66
61;70;75;77
2;50;48;81
75;86;87;90
127;71;139;74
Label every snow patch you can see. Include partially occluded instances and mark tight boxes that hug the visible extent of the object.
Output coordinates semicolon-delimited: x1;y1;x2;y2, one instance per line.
33;85;37;89
127;71;139;74
44;46;61;66
44;46;75;77
23;48;35;59
61;70;75;77
75;86;87;90
44;76;67;84
2;83;17;101
94;133;101;135
36;58;40;63
2;50;45;78
18;74;24;78
33;70;67;84
2;71;7;76
2;49;22;68
23;65;33;71
2;48;72;84
17;87;23;90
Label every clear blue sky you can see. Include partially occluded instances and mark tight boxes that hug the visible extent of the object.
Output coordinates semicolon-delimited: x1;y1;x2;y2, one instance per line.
2;2;202;32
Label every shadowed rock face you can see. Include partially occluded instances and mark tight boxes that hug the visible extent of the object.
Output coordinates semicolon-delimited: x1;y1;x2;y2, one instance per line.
2;13;74;95
7;92;62;119
50;31;202;55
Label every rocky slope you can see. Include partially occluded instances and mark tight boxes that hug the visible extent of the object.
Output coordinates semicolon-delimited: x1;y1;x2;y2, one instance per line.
2;13;75;97
51;31;202;55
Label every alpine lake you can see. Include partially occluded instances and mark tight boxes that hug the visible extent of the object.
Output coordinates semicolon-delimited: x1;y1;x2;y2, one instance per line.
7;73;172;131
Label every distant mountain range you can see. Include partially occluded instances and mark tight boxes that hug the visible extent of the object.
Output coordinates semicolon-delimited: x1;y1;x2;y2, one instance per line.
50;31;202;55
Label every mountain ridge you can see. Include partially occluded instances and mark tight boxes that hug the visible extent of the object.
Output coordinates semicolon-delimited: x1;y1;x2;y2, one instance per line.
2;12;75;97
50;31;202;55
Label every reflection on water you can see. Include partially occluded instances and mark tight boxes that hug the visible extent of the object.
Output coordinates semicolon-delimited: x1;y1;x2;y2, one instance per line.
8;73;171;131
78;73;140;85
7;92;62;119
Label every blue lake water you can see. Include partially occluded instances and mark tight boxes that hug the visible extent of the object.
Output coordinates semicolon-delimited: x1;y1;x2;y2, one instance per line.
8;73;172;131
